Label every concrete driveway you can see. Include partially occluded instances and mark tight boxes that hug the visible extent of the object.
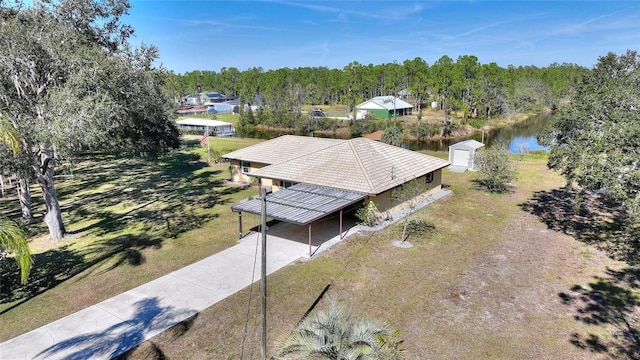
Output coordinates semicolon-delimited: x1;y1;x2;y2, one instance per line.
0;217;358;360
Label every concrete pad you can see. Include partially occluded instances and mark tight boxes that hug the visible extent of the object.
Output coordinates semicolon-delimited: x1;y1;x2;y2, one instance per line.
448;165;468;173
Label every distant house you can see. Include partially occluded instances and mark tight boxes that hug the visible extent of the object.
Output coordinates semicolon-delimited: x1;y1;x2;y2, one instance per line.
185;94;201;106
202;92;226;105
356;96;413;119
207;103;234;114
184;92;229;106
448;139;485;172
223;135;449;213
176;118;236;137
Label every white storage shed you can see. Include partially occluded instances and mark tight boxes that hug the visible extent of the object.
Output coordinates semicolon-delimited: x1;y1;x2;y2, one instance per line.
448;139;485;172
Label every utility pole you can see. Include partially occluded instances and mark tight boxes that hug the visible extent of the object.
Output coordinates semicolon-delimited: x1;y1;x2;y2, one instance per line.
260;187;267;360
206;125;211;163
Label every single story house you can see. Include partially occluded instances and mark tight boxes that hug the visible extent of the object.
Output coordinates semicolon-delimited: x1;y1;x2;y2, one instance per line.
202;92;226;105
355;96;413;119
176;118;236;137
184;92;230;106
223;135;450;247
207;103;234;114
448;139;485;172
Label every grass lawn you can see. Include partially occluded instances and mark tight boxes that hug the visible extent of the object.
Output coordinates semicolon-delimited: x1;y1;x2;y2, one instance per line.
2;139;637;359
123;152;637;359
0;136;262;339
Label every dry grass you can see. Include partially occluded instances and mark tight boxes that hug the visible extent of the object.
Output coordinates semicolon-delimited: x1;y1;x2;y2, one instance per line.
3;141;636;359
122;153;637;359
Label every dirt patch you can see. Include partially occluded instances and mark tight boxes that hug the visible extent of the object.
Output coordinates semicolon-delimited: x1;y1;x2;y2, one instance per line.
122;209;635;359
389;206;623;359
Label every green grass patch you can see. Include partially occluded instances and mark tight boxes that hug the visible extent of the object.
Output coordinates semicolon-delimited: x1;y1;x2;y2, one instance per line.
0;136;264;339
2;138;631;359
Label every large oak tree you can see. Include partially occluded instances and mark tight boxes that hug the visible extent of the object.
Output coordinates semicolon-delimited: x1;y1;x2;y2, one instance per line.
540;50;640;217
0;0;180;241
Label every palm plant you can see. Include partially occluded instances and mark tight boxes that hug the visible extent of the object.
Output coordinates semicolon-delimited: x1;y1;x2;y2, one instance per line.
0;115;21;156
381;126;403;147
276;297;403;359
0;215;32;284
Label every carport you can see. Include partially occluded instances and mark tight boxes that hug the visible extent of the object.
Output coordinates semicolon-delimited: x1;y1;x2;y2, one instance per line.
231;183;366;257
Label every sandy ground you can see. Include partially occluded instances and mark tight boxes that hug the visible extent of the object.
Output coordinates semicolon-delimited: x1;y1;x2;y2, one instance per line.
123;196;639;359
429;208;637;360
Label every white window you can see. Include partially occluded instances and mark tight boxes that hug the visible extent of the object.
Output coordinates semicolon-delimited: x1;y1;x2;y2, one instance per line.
241;161;250;173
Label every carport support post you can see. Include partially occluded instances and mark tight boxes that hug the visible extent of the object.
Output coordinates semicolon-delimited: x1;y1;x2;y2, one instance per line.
339;209;343;240
238;212;242;239
260;188;267;360
308;223;312;258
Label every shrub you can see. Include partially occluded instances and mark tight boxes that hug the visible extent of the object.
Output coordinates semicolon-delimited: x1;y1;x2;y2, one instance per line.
474;141;516;193
355;201;381;227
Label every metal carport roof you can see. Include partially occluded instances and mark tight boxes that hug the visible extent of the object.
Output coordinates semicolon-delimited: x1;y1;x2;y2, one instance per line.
231;183;366;225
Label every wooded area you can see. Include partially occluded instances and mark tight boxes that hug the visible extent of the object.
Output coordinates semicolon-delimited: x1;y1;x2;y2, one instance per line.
166;56;588;119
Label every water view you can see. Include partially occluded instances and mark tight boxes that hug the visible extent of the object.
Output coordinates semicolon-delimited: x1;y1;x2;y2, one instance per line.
406;112;552;153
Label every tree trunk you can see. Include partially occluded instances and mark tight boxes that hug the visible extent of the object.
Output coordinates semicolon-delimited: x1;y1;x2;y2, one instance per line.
35;147;65;241
401;218;409;242
17;177;32;221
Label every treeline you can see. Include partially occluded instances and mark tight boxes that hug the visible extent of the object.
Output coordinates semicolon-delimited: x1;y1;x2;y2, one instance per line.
164;55;588;120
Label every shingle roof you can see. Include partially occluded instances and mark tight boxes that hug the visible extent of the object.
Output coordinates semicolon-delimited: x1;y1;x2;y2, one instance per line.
246;136;450;194
222;135;342;165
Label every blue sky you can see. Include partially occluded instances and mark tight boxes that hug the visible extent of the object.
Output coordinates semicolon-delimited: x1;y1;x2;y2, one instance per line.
126;1;640;74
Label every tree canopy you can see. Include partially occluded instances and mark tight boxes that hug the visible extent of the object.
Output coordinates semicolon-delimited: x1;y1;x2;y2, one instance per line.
171;57;587;120
540;50;640;216
0;0;180;240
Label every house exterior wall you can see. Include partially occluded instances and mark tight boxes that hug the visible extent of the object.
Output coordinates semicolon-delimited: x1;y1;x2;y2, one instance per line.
369;169;443;213
362;108;391;119
271;179;301;192
229;159;270;183
360;108;412;119
260;178;275;189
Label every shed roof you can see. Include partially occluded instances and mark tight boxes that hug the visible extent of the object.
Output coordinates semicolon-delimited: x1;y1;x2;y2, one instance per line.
176;118;234;127
449;139;485;150
356;96;413;111
231;183;366;225
247;137;450;194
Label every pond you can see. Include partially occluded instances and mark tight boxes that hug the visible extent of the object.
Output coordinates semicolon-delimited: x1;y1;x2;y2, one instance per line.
405;112;552;153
